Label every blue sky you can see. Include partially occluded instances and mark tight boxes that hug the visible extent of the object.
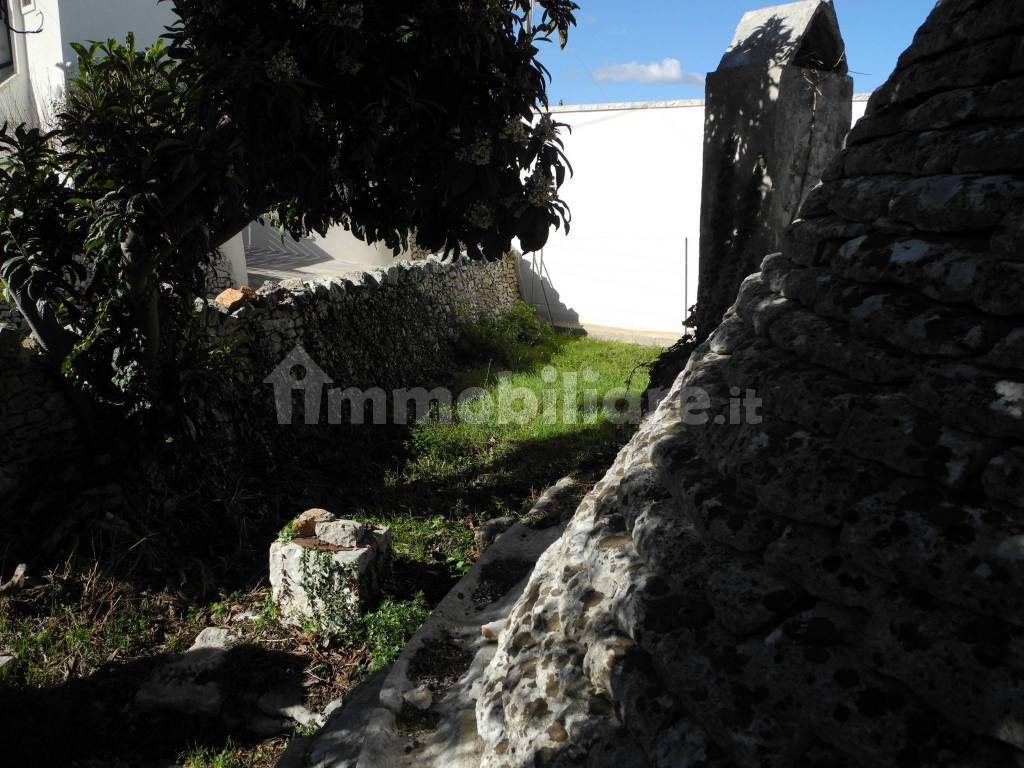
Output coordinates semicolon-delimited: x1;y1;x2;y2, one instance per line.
536;0;938;105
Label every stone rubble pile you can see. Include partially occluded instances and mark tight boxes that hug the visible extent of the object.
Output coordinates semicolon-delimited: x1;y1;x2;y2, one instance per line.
475;2;1024;766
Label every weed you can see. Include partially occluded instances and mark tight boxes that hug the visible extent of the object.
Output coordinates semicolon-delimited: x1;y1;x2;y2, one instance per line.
456;301;551;370
1;305;659;765
179;741;243;768
277;521;298;543
0;564;157;689
362;595;431;672
298;550;360;635
293;721;319;738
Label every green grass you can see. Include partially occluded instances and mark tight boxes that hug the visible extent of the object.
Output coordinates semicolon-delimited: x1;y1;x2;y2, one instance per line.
359;307;658;581
179;741;243;768
0;565;156;689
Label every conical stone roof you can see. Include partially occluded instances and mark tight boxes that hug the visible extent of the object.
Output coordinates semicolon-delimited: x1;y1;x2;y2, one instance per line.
476;1;1024;765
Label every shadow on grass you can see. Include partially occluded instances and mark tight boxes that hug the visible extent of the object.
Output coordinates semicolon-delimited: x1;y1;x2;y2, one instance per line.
0;643;304;766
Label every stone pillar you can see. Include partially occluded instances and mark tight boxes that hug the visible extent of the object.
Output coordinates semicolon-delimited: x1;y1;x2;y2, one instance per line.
695;0;852;341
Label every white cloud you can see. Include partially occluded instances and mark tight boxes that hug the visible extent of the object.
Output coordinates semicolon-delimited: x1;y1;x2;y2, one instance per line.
592;58;704;85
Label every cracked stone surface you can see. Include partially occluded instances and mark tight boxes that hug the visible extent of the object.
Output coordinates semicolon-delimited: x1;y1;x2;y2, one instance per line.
290;477;584;768
473;3;1024;766
135;627;239;716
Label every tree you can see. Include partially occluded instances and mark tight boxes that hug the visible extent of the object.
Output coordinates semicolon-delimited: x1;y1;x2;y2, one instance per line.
0;0;577;421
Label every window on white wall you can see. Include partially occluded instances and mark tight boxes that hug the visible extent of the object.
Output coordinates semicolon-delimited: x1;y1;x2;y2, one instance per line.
0;6;13;79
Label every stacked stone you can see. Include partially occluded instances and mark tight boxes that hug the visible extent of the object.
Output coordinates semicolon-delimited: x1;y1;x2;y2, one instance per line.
205;252;520;393
0;253;519;507
0;327;82;502
0;302;27;333
477;2;1024;766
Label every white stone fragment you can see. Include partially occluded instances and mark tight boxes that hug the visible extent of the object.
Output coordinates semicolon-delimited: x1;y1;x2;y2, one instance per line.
403;684;434;711
481;619;507;642
134;627;238;716
323;698;344;718
292;508;336;538
190;627;237;652
315;519;367;548
258;686;320;727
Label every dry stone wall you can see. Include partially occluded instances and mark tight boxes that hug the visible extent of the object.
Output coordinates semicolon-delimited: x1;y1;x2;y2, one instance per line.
0;301;27;332
0;255;519;506
202;253;519;397
477;2;1024;766
0;327;83;502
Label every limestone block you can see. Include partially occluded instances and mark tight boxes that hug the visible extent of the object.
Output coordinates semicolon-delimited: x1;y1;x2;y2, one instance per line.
705;557;800;634
270;521;391;628
864;595;1024;750
657;450;785;554
764;523;886;610
767;308;918;384
983;448;1024;508
840;483;1024;625
215;286;257;313
480;619;506;642
474;517;515;552
315;519;367;548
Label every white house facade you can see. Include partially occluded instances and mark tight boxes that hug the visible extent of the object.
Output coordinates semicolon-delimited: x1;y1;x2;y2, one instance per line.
1;0;175;127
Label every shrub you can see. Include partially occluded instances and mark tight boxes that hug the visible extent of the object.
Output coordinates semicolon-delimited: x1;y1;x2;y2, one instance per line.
458;300;553;368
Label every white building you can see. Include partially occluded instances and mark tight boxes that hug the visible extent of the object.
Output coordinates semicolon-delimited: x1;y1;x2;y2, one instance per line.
520;95;871;343
0;0;175;127
0;0;253;286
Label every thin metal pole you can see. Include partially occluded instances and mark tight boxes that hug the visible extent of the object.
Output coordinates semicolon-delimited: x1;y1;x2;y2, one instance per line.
533;250;554;323
684;236;689;328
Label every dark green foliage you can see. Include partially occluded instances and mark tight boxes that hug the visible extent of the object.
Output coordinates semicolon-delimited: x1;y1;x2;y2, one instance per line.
0;1;578;423
363;595;431;672
457;299;551;368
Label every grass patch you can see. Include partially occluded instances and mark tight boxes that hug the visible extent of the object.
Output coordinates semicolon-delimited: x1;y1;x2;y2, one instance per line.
367;309;654;576
179;741;244;768
0;562;159;689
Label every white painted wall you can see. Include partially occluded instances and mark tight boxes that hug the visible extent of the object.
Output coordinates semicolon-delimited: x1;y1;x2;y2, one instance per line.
522;100;705;335
307;227;393;267
14;0;174;127
20;0;63;126
56;0;174;65
0;1;38;126
519;93;874;336
0;0;879;311
220;232;249;289
852;94;869;125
